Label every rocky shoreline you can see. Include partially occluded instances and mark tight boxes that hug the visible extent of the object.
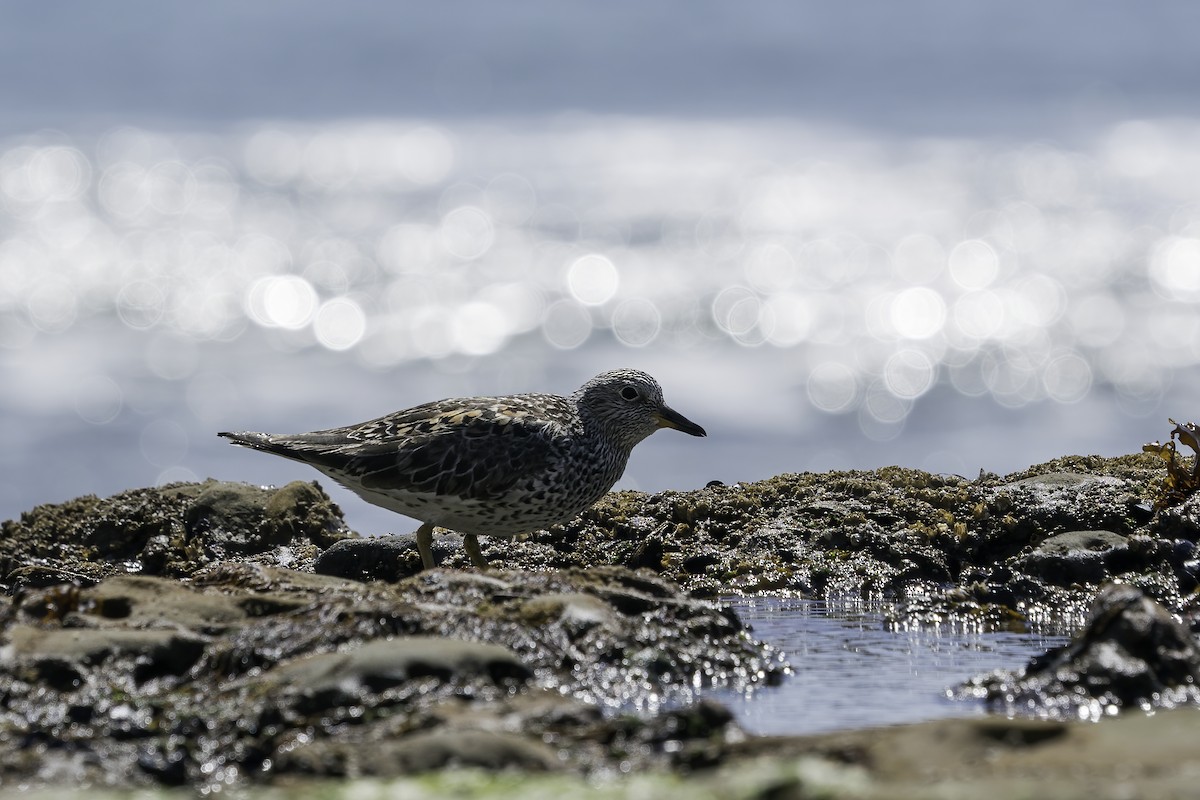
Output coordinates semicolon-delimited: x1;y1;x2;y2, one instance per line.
3;452;1200;797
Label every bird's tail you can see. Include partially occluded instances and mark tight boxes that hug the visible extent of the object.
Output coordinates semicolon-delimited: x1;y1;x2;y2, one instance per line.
217;430;310;462
218;430;356;474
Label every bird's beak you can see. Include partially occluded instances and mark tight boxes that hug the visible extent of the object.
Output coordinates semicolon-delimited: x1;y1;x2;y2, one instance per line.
655;404;707;437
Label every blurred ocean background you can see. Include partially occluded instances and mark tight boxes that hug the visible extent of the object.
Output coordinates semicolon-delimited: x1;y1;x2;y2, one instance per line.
3;1;1200;537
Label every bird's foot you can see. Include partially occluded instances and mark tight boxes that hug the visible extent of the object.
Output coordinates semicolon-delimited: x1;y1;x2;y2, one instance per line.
416;522;435;570
463;533;489;570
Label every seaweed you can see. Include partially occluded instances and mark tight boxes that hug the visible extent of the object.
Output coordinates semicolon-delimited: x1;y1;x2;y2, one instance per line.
1142;420;1200;509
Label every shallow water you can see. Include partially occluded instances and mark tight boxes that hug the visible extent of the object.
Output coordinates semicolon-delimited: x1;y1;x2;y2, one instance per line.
717;597;1069;735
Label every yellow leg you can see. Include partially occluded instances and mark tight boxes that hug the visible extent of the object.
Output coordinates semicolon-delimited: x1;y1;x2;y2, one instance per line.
463;533;488;570
416;522;435;570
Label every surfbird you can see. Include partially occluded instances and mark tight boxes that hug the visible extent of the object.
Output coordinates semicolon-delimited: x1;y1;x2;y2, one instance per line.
218;368;706;570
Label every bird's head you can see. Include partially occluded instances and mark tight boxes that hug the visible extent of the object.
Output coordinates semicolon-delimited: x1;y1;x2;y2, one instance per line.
573;368;706;449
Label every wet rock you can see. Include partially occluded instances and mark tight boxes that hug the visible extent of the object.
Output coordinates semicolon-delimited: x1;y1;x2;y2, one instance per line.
382;567;785;706
2;625;207;687
491;467;978;600
966;472;1144;566
627;698;738;769
0;551;778;789
314;535;416;581
7;453;1177;632
263;636;532;701
0;480;353;590
460;454;1170;622
5;564;101;590
958;584;1200;717
1;450;1193;792
1150;492;1200;541
281;730;564;775
82;574;254;632
520;592;614;629
626;531;666;570
314;533;460;581
1014;530;1131;586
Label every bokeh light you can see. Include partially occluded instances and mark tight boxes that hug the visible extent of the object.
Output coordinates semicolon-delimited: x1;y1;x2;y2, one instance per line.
247;275;319;329
449;300;510;356
890;287;945;340
1042;353;1092;403
711;287;759;336
116;281;166;330
611;298;661;347
542;299;592;349
439;206;494;260
3;115;1200;444
893;234;945;284
1104;120;1167;179
806;362;859;413
761;293;811;347
395;126;455;186
883;349;937;400
947;240;999;290
1149;237;1200;301
313;297;367;351
567;254;619;306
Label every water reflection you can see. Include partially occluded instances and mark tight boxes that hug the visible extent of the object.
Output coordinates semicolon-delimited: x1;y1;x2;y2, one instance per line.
716;597;1069;736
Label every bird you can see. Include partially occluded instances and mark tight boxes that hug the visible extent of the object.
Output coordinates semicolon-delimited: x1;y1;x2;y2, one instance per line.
218;368;706;570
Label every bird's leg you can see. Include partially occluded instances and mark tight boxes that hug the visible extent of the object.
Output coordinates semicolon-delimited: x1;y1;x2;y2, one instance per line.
463;533;488;570
416;522;435;570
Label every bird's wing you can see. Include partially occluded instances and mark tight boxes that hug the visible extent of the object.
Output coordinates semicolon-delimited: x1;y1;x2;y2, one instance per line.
261;394;574;501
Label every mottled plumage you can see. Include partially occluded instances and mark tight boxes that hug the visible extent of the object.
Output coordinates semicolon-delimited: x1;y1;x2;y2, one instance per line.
218;369;706;569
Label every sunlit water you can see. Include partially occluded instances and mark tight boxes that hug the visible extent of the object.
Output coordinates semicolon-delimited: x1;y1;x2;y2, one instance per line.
715;597;1069;735
3;117;1199;532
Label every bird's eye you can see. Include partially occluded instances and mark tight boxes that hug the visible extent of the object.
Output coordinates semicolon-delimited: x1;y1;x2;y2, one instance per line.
620;386;640;401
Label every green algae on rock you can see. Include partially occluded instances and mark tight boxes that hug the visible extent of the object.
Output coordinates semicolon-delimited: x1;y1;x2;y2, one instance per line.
2;452;1188;630
451;453;1186;634
1;451;1198;793
0;480;352;592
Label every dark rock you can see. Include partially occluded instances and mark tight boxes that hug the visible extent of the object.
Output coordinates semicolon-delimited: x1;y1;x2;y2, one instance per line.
0;450;1191;792
78;574;252;632
626;532;666;571
0;480;353;590
967;472;1142;565
1014;530;1130;586
2;625;207;683
6;565;100;592
682;551;719;575
0;553;777;789
314;534;438;581
959;584;1200;716
263;636;533;698
137;744;189;786
1151;492;1200;541
276;729;564;775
